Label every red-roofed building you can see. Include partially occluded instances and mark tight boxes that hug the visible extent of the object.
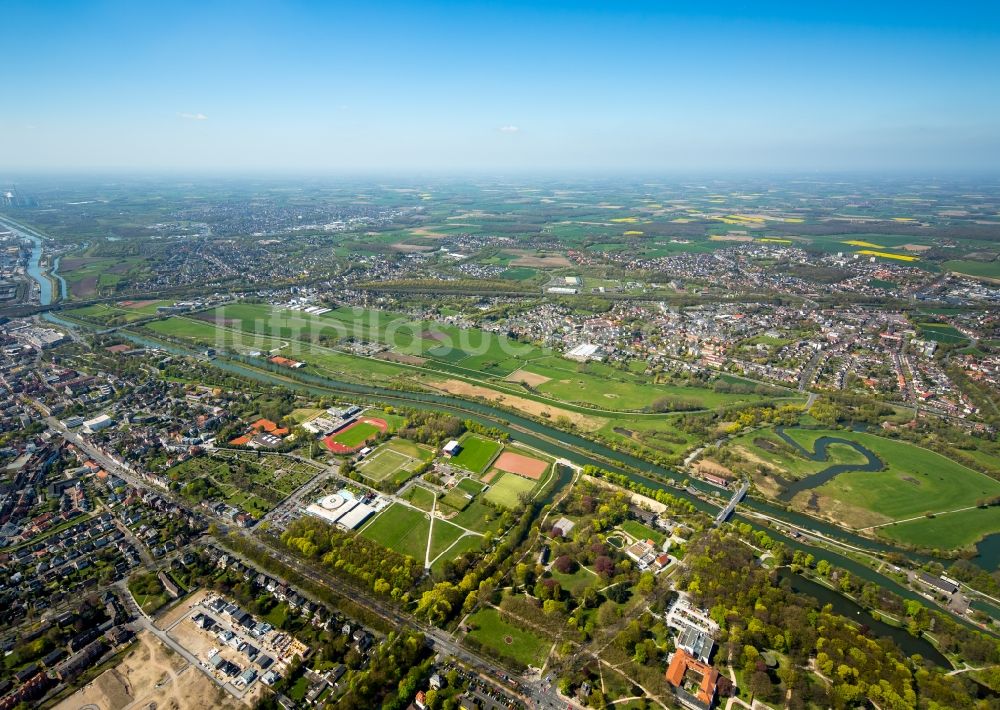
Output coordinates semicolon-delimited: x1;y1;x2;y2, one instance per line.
665;650;719;710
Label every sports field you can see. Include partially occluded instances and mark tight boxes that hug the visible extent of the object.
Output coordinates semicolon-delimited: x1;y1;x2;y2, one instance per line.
360;502;475;564
323;417;387;453
464;608;550;668
483;471;537;508
360;504;430;559
441;488;472;511
449;435;502;474
493;451;548;480
358;448;411;481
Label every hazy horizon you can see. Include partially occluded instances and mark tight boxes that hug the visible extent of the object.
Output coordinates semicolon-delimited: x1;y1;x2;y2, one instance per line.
3;0;999;173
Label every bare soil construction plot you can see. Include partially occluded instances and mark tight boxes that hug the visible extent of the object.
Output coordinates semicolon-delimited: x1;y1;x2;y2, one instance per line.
55;630;241;710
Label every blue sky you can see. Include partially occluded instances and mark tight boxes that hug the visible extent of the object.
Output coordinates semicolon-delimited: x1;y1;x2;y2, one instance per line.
2;0;999;172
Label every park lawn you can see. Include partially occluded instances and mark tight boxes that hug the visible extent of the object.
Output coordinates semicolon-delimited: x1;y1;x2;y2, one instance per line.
359;504;429;560
430;535;483;575
332;422;381;448
549;565;599;596
402;486;436;511
464;608;550;668
800;430;1000;525
449;434;502;473
619;519;667;546
877;506;1000;550
483;472;537;508
359;448;412;482
428;520;466;559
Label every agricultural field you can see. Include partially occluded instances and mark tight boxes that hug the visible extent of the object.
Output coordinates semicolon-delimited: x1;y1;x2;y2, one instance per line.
464;608;551;668
916;322;969;344
448;434;502;474
942;259;1000;279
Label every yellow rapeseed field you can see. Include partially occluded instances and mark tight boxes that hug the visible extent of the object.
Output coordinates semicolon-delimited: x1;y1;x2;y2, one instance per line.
857;249;918;262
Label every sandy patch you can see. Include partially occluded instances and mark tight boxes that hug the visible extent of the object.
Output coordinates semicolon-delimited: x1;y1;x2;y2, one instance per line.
900;244;931;252
157;589;212;630
55;630;241;710
118;299;159;309
424;379;605;432
504;369;551;388
481;469;497;484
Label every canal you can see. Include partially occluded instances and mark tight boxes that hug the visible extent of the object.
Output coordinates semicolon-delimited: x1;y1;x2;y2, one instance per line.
104;331;990;633
777;568;950;667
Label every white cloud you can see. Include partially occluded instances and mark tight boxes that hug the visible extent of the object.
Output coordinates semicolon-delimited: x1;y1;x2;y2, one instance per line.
178;112;208;121
498;125;519;133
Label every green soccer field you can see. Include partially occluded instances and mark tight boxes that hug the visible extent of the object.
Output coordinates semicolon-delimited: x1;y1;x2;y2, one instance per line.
448;435;502;473
359;448;412;481
360;504;430;560
332;422;381;447
483;472;537;508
